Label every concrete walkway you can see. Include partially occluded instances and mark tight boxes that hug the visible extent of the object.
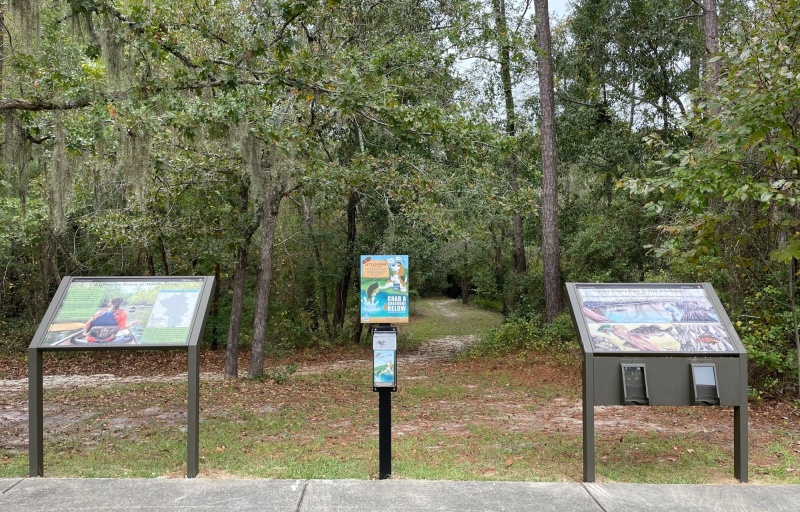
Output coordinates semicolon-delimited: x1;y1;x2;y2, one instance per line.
2;478;798;511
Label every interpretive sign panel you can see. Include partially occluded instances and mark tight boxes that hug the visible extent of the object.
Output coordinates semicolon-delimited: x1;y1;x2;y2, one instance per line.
373;350;397;388
573;283;742;354
29;276;214;479
36;277;207;348
567;282;748;483
360;255;409;324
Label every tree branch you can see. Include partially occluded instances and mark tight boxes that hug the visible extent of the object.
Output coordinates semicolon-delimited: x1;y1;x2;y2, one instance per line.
0;97;92;112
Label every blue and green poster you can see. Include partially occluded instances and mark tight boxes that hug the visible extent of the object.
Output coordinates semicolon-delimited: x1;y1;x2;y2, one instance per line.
360;255;409;324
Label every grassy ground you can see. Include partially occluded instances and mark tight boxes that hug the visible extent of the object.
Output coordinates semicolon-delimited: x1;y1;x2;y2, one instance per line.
399;296;503;349
1;297;799;483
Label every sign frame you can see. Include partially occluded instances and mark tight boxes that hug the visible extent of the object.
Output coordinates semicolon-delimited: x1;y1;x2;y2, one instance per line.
28;276;214;478
567;282;747;483
360;255;409;324
572;282;746;355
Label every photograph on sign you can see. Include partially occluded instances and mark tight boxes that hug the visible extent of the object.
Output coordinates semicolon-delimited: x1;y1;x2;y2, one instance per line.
576;284;735;353
373;350;396;387
360;255;409;324
40;278;205;347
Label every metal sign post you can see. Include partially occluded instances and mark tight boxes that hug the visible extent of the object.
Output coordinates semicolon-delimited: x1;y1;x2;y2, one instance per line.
28;276;214;478
373;325;397;479
361;255;407;480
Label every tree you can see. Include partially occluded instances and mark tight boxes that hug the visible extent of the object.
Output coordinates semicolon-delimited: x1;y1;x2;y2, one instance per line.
534;0;563;322
703;0;720;94
629;0;800;396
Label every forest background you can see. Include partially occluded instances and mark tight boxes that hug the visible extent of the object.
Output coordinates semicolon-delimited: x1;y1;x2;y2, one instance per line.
0;0;798;399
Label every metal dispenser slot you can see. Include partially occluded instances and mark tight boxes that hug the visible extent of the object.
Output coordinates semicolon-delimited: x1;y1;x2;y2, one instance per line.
621;363;649;405
373;326;397;392
691;363;720;405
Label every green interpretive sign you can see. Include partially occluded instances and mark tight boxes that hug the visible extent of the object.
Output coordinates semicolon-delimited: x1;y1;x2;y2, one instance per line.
39;277;207;347
29;275;214;479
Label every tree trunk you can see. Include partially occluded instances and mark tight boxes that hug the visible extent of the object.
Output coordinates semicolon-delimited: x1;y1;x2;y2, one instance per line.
790;257;799;398
225;246;248;379
247;189;283;378
492;0;527;274
333;190;359;328
0;11;4;94
145;251;156;276
535;0;564;322
210;262;221;350
160;240;170;276
703;0;719;96
225;184;258;380
461;240;470;305
491;224;510;316
301;196;331;334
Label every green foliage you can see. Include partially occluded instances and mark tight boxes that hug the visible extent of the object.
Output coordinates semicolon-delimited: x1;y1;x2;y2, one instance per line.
561;196;654;283
625;0;800;397
472;312;577;357
733;286;799;398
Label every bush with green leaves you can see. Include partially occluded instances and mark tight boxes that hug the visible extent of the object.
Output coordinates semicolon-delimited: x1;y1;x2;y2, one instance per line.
471;312;577;357
733;286;799;398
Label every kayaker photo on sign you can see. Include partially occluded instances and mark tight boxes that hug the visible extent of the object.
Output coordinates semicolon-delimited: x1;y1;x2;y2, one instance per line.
83;297;140;343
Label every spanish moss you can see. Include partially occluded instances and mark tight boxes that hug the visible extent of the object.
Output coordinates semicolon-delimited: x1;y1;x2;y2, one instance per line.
49;114;69;233
100;14;126;87
1;113;27;185
242;132;263;200
120;126;150;208
9;0;40;49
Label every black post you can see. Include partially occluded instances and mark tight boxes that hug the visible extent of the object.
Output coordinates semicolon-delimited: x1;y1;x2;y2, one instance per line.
378;387;392;479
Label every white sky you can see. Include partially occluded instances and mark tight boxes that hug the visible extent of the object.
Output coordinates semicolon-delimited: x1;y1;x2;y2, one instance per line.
549;0;572;18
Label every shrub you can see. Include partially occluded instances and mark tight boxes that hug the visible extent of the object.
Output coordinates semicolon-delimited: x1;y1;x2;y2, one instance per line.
469;312;578;358
732;286;799;399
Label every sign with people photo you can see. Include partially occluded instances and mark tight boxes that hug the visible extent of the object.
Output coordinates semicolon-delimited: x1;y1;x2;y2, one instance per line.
360;255;409;324
37;277;209;347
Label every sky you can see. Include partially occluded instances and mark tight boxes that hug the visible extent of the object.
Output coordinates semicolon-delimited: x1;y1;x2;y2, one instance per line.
549;0;572;19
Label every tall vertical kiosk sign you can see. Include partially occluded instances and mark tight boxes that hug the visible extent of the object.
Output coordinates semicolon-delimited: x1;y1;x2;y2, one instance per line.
361;255;408;479
566;283;748;483
28;276;214;478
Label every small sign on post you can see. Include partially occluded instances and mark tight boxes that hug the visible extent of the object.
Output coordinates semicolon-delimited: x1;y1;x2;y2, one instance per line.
360;255;409;324
361;255;407;480
373;327;397;391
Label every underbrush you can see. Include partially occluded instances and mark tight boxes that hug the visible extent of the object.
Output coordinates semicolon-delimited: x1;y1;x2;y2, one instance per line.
467;313;579;360
0;319;36;354
732;287;799;400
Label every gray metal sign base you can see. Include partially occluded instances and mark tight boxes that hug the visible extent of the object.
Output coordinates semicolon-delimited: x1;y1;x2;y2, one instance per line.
581;353;748;482
568;283;748;483
28;344;202;478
